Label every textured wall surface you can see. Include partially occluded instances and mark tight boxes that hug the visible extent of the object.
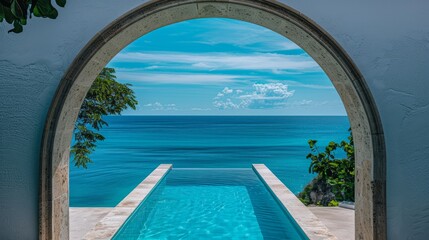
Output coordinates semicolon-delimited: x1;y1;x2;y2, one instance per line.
0;0;428;239
285;2;429;239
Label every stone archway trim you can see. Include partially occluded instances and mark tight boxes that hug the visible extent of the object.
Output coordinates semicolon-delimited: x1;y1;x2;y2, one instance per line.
39;0;386;239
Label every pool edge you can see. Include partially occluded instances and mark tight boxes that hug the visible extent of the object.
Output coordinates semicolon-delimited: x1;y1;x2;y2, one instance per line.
252;164;338;240
81;164;172;240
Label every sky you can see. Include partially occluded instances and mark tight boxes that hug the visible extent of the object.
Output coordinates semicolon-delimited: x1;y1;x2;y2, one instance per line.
107;18;346;116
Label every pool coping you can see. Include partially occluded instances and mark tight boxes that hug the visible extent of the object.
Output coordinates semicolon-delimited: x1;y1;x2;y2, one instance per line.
81;164;172;240
252;164;338;240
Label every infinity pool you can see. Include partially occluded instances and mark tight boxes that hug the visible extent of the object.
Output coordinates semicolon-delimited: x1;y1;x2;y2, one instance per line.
113;168;307;239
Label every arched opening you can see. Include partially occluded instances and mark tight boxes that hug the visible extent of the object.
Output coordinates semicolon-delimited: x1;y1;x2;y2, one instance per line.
39;1;386;239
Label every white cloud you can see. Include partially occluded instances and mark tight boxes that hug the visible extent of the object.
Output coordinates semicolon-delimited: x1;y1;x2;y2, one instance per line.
287;100;329;107
213;98;241;109
191;62;215;69
284;80;335;90
240;83;295;109
189;19;302;51
291;100;313;106
114;52;320;73
213;83;295;109
144;102;177;111
297;100;313;105
222;87;233;94
115;71;251;85
277;41;301;51
191;108;211;111
145;65;160;70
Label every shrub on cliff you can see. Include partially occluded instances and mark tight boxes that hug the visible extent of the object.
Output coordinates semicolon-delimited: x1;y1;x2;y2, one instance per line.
299;129;354;206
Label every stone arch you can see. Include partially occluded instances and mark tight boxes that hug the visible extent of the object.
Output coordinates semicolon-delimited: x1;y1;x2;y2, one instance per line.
39;0;386;239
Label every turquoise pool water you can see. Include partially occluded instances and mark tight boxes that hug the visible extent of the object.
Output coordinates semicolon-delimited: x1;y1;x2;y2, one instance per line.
113;168;307;240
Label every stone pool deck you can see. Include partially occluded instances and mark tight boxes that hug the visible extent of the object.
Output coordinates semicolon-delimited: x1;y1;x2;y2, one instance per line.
70;208;112;240
70;207;355;240
309;207;355;240
70;206;354;239
79;164;172;239
70;164;354;239
253;164;337;239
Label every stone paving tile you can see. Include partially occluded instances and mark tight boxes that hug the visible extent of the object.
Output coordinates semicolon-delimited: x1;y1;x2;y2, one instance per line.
253;164;337;240
309;207;355;240
81;164;172;239
70;208;112;240
77;164;346;239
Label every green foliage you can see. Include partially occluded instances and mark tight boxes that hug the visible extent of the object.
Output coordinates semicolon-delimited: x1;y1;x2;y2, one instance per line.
328;200;339;207
300;128;355;205
298;186;312;206
0;0;66;33
71;67;138;168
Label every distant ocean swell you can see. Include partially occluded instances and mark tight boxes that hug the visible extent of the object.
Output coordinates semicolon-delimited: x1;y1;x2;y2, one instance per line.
70;116;350;207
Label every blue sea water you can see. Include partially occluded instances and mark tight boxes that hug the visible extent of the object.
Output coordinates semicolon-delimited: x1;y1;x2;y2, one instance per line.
70;116;350;207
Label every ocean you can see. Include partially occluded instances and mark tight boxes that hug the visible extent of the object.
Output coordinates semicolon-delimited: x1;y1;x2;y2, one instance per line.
70;116;350;207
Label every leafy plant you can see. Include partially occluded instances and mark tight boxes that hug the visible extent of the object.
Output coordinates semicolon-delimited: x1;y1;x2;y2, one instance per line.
0;0;66;33
299;129;355;205
328;200;339;207
71;67;138;168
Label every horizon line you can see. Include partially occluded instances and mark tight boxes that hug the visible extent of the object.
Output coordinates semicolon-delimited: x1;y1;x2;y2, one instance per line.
114;114;348;117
